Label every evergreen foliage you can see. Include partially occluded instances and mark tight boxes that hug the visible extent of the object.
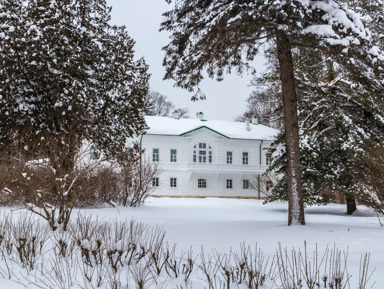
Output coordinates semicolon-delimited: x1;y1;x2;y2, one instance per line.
0;0;149;173
241;0;384;213
161;0;383;224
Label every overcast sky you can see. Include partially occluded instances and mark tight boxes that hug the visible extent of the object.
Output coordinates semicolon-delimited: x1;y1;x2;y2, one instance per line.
106;0;266;121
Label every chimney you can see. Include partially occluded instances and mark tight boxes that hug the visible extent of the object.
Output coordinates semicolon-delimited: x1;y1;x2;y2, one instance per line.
252;116;258;125
172;110;181;119
245;120;251;131
196;112;204;121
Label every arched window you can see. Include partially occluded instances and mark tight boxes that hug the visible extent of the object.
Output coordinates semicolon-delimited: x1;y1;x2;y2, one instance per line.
193;143;212;163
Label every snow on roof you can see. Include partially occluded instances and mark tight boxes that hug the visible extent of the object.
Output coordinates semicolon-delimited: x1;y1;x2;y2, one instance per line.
144;116;279;140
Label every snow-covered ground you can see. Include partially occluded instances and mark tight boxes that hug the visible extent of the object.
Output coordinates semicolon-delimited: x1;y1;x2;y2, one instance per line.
1;197;383;288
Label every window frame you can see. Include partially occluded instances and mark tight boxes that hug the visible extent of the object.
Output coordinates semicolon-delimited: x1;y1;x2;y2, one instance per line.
193;143;212;163
198;178;207;188
226;179;233;189
226;151;233;164
152;148;159;162
170;149;177;162
242;152;249;165
243;179;249;189
170;177;177;188
152;177;159;187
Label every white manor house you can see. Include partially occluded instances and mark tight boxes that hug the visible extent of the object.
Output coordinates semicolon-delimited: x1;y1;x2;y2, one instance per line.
139;113;279;198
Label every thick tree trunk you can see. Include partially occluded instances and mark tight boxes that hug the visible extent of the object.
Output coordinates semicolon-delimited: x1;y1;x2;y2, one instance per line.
276;30;305;225
346;196;357;215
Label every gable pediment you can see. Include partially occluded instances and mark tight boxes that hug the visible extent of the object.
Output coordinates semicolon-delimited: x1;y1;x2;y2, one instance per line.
179;125;229;139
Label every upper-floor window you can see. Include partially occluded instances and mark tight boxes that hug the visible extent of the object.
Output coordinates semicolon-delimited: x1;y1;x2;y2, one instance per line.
170;149;177;162
153;148;159;162
226;151;232;164
266;157;272;166
198;178;207;188
170;177;177;188
242;152;249;165
193;143;212;163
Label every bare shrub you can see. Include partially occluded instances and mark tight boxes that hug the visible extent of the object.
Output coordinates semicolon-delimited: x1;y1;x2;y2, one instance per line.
234;243;274;288
323;245;351;289
17;143;114;231
359;253;375;289
70;214;107;267
129;256;154;289
0;148;28;206
9;212;50;271
29;253;79;289
0;213;378;289
107;142;160;207
199;249;222;289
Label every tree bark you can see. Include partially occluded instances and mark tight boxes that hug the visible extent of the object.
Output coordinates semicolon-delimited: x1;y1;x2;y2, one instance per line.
346;196;357;215
276;29;305;225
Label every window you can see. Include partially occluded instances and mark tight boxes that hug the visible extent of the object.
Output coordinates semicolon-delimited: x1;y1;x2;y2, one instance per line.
266;157;272;166
226;179;233;189
170;149;177;162
266;181;273;191
199;150;206;163
152;177;159;187
243;179;249;189
226;152;232;164
242;152;249;165
170;178;177;188
90;145;99;160
193;143;212;163
198;179;207;188
152;148;159;162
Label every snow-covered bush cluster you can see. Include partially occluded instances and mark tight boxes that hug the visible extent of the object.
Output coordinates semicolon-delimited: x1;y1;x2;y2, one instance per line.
0;212;375;289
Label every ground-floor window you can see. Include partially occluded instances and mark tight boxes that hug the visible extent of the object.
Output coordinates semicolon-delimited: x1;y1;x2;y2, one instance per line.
198;179;207;188
226;179;233;189
266;180;273;191
152;177;159;187
243;179;249;189
170;177;177;188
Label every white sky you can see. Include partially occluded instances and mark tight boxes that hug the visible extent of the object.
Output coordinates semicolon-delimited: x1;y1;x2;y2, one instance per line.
106;0;267;121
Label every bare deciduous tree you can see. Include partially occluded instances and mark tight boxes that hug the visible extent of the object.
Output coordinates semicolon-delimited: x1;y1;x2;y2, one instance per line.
106;142;160;207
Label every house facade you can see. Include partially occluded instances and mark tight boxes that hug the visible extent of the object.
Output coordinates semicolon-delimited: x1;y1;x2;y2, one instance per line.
139;113;279;198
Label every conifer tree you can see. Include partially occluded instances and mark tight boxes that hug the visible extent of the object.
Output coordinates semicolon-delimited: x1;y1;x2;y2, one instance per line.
246;0;384;214
161;0;383;225
0;0;149;175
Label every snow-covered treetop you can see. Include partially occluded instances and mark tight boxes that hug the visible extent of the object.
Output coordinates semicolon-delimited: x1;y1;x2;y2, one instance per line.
0;0;149;166
161;0;384;90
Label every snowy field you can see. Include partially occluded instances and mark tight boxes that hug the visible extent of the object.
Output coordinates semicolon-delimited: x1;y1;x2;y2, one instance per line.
1;197;383;288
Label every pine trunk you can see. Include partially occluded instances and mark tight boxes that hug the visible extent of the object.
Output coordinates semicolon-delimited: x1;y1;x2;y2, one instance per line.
276;30;305;225
346;196;357;215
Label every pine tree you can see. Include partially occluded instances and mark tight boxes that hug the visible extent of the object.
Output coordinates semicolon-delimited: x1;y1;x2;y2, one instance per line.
0;0;149;175
254;5;384;214
161;0;383;225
